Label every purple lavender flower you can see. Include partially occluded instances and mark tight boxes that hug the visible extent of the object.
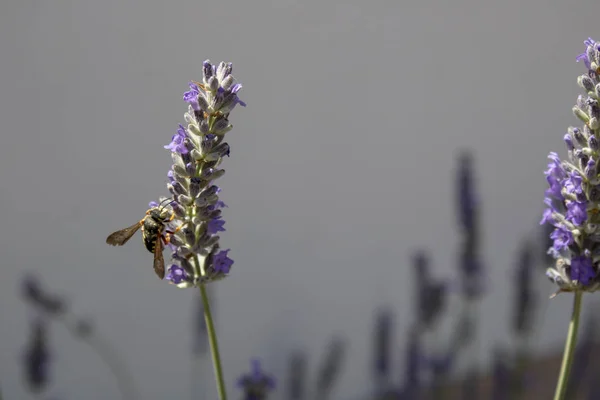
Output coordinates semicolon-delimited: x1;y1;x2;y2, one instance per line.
565;201;587;226
183;82;200;110
212;249;233;274
237;359;276;400
542;38;600;295
164;124;190;154
564;170;584;195
166;264;187;284
551;226;574;251
160;60;243;288
207;217;226;234
571;255;596;285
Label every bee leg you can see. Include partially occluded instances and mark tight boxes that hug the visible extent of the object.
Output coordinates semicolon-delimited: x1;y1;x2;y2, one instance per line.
163;227;182;244
163;220;190;244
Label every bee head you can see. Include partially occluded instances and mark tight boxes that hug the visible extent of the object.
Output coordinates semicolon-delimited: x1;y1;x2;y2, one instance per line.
149;198;175;221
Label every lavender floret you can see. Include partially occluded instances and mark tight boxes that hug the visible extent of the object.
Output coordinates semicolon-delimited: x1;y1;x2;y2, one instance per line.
541;38;600;295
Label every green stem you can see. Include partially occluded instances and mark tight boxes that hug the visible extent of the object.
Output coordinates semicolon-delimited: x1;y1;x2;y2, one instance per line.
199;282;227;400
553;291;583;400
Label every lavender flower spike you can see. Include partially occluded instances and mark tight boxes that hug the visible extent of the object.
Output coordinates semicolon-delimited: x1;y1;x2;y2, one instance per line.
541;38;600;296
163;60;244;288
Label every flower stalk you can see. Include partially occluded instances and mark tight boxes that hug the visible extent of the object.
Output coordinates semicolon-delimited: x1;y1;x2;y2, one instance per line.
198;279;227;400
553;291;583;400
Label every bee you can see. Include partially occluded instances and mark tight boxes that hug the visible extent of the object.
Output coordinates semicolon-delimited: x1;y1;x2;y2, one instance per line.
106;199;181;279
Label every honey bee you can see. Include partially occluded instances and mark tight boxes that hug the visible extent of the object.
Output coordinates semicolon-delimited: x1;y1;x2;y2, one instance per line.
106;199;180;279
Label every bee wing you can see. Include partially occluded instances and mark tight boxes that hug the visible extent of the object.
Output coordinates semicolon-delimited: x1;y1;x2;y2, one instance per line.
153;236;165;279
106;222;142;246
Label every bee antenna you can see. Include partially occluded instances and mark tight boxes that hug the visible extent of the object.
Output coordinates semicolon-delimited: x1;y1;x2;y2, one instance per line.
157;198;175;212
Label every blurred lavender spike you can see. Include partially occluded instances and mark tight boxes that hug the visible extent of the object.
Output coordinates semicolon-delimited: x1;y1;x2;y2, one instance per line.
455;151;485;298
286;351;307;400
512;240;536;336
456;150;479;235
412;251;447;329
373;307;393;386
22;273;66;315
491;347;510;400
315;336;346;400
20;274;137;400
23;318;51;393
401;327;422;398
236;359;276;400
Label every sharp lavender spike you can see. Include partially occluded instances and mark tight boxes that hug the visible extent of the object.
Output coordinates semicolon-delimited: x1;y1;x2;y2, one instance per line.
541;39;600;295
162;60;244;288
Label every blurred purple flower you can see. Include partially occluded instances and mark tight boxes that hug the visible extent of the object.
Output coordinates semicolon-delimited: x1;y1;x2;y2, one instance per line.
23;318;51;393
237;359;276;400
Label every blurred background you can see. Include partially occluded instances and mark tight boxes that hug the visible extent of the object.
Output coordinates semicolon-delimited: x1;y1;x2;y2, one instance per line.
2;0;600;399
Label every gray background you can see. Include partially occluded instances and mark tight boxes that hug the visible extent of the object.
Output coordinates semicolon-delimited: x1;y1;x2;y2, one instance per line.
1;0;599;399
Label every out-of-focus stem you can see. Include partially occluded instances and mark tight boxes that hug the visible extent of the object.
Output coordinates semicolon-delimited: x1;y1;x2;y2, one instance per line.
57;314;137;400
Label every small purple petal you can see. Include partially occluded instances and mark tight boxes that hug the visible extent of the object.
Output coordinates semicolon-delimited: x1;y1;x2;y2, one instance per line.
207;218;226;234
550;226;574;251
166;264;187;284
564;171;584;195
570;255;596;285
213;249;233;274
164;124;190;155
564;133;574;150
566;200;588;226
